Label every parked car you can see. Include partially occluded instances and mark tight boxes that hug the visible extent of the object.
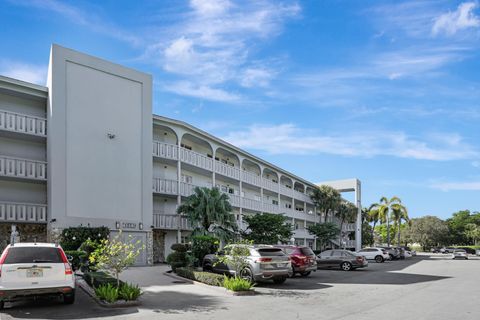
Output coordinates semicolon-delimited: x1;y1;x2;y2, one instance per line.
316;249;368;271
378;246;400;260
430;247;441;253
357;247;389;263
275;245;317;277
400;246;416;256
203;244;290;284
452;249;468;260
440;247;456;254
0;243;75;309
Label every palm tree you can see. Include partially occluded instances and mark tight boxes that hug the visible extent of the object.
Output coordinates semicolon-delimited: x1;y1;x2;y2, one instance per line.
391;203;409;246
177;187;237;242
366;203;381;243
335;200;357;248
375;196;402;246
310;185;342;222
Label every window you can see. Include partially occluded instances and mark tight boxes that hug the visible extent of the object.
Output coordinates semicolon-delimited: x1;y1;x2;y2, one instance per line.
180;143;192;150
228;188;234;194
181;174;192;184
254;195;261;202
272;199;279;205
285;203;292;209
4;247;63;264
207;154;213;158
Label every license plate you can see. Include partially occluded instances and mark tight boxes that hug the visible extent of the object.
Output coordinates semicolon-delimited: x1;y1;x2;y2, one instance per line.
27;269;43;278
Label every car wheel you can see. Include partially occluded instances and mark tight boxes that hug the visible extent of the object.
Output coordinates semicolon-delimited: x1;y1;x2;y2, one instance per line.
64;292;75;305
239;268;254;283
375;255;384;263
287;265;295;278
389;254;394;260
300;271;311;277
273;276;287;284
341;262;352;271
0;300;4;310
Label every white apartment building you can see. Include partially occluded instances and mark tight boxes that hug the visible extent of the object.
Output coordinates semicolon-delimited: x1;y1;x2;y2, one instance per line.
0;45;360;265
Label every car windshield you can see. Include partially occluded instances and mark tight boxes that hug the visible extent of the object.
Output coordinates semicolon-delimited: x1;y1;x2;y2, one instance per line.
455;250;466;253
258;248;284;256
3;247;63;264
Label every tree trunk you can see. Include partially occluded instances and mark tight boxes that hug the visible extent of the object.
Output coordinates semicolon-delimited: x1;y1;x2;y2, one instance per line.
397;220;401;246
372;221;377;244
386;215;390;246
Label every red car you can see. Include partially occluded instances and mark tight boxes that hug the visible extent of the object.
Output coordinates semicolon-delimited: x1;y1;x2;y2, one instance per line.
275;245;317;277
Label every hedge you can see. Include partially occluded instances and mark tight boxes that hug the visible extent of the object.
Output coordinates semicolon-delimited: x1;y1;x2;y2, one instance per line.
175;268;224;287
83;271;125;289
60;226;109;251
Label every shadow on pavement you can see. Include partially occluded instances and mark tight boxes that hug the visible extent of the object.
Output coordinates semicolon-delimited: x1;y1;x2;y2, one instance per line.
140;290;223;314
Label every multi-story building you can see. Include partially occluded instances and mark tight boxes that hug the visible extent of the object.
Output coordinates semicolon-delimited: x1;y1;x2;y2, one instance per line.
0;45;360;264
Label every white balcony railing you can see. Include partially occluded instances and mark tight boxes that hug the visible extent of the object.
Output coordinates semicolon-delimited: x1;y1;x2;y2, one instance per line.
227;194;242;207
342;223;356;232
152;212;191;230
242;170;262;186
215;161;241;180
152;178;177;195
0;109;47;137
262;179;279;192
180;147;214;171
0;156;47;181
0;202;47;223
280;185;293;197
153;141;178;160
263;202;279;214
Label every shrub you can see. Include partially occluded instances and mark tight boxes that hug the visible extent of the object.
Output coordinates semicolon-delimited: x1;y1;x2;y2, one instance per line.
170;243;188;252
95;283;119;303
166;251;188;272
118;283;142;301
223;276;253;292
60;226;109;251
83;271;125;289
191;235;219;266
176;267;224;286
64;250;87;271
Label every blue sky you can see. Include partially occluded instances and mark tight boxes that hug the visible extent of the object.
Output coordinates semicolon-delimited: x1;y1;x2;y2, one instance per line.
0;0;479;219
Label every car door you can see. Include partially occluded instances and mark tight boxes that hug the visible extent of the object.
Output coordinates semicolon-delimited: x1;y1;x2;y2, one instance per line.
317;250;333;268
330;250;343;268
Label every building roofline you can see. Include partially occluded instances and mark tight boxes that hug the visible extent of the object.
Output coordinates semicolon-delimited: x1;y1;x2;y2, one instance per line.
0;75;48;100
153;114;321;189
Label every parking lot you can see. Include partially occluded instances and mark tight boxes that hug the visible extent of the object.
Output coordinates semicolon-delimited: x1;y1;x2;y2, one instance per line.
1;253;479;320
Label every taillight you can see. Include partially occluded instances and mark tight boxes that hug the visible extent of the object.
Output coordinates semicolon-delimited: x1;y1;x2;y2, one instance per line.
0;248;9;278
291;255;307;265
58;248;73;275
256;257;272;262
356;256;363;262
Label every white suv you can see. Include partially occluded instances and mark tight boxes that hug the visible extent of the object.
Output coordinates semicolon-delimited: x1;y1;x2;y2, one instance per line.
0;243;75;309
357;247;390;263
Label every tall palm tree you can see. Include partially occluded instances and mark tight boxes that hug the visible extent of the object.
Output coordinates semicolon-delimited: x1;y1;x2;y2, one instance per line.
177;187;237;242
335;200;357;248
376;196;402;246
391;203;409;246
310;185;342;222
367;203;381;243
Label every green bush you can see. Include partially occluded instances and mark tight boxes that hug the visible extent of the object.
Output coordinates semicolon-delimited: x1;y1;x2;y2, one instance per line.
166;251;188;272
223;276;253;292
176;267;224;286
60;226;109;251
170;243;188;252
83;271;125;289
64;250;87;271
95;283;119;303
191;235;219;266
118;283;142;301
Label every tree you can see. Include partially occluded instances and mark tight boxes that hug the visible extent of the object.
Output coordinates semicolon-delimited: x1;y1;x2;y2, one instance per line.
391;203;409;246
374;196;402;246
89;231;143;287
177;187;237;241
408;216;448;251
366;204;381;242
242;213;293;244
464;223;480;246
335;200;357;246
307;222;339;251
446;210;480;245
310;185;342;218
361;222;374;246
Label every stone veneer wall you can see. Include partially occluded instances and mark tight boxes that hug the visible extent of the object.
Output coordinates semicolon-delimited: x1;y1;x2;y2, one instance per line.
153;230;166;263
0;223;47;251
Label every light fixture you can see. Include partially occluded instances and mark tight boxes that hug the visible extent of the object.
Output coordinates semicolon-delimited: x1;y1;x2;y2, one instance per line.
139;223;143;230
150;225;155;229
115;221;120;229
50;218;56;223
107;133;116;139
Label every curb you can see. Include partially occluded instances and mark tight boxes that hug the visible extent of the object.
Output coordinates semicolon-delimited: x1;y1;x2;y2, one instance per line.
77;278;141;308
163;272;256;296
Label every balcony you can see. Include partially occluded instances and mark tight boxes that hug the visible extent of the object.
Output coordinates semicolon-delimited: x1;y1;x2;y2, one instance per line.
180;146;213;171
215;161;241;180
242;170;262;187
0;109;47;138
0;202;47;223
293;189;312;203
342;223;356;232
152;212;191;230
262;179;279;192
152;178;177;195
0;156;47;181
280;185;293;197
153;141;178;160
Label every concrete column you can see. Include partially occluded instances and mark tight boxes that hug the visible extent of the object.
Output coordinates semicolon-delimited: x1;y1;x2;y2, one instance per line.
355;181;362;251
176;143;182;243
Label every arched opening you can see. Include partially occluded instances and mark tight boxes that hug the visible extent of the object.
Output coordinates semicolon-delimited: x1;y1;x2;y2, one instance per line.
153;124;178;145
214;147;240;168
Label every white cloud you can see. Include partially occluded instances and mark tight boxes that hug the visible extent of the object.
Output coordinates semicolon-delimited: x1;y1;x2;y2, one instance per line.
10;0;141;46
163;81;241;102
430;181;480;191
432;2;480;36
144;0;300;99
0;61;47;85
222;123;479;161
